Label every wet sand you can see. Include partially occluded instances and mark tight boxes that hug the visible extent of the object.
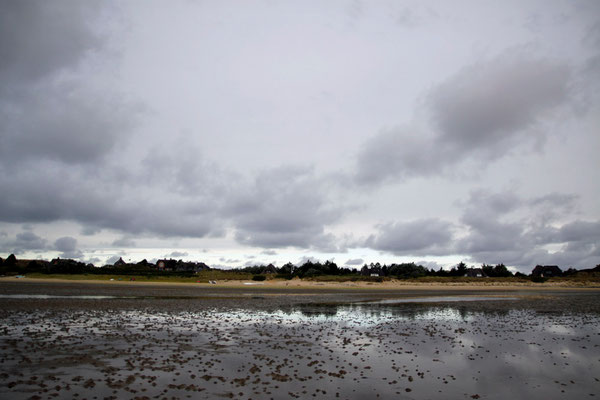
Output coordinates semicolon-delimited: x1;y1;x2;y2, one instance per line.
1;280;599;399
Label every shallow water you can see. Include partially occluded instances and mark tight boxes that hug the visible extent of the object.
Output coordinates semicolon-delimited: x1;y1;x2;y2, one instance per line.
0;294;128;299
1;293;599;400
358;295;518;304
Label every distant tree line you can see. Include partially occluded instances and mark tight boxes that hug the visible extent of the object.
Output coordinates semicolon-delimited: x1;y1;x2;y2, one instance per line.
0;255;208;277
1;253;599;279
229;260;599;280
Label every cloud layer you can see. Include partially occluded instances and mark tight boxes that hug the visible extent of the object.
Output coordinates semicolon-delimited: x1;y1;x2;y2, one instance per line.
364;190;599;269
355;49;571;185
0;2;597;271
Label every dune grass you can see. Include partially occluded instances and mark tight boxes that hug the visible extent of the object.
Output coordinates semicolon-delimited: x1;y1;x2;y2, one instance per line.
12;272;600;285
23;270;254;283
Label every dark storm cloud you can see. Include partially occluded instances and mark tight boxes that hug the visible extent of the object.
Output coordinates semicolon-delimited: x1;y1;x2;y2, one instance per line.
230;166;346;249
365;218;454;256
354;49;571;185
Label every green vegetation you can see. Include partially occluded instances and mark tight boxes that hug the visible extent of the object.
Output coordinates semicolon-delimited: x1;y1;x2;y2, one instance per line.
306;275;387;283
1;253;599;283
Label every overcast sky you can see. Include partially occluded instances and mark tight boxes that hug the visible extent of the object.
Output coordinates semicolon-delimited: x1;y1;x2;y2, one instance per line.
1;0;599;272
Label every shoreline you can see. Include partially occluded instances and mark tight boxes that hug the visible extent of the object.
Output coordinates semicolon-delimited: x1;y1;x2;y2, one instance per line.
2;276;599;291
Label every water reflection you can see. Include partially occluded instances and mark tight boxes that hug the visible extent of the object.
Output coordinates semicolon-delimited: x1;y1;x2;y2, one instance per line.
0;294;129;299
283;301;515;322
1;296;599;400
360;295;518;304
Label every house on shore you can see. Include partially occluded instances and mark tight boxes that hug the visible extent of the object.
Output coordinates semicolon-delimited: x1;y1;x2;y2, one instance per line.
464;268;486;278
531;265;562;278
114;257;126;266
155;259;209;272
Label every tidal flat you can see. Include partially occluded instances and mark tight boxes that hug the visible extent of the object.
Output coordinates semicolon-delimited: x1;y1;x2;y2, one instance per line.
0;281;599;399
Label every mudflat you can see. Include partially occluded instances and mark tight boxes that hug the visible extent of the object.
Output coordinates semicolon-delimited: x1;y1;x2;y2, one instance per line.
1;280;599;399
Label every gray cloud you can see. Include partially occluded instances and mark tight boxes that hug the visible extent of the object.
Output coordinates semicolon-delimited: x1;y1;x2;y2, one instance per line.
105;255;122;265
219;258;241;264
548;220;600;245
457;190;523;253
54;236;77;253
0;231;48;255
0;1;101;88
365;218;455;256
54;236;83;259
0;2;596;270
112;237;136;248
0;155;225;239
167;251;189;259
360;189;598;270
230;166;346;249
1;85;138;165
0;2;138;167
355;126;440;185
295;256;320;266
15;232;47;250
416;260;445;271
457;190;599;269
430;49;569;154
344;258;364;266
355;49;571;185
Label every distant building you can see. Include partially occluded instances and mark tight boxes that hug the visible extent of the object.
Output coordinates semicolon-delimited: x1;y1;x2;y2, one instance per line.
263;264;277;274
531;265;562;278
114;257;126;266
155;259;209;272
464;268;486;278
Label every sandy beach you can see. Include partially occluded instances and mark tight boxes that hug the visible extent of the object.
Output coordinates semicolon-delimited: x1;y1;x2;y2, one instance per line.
3;275;599;291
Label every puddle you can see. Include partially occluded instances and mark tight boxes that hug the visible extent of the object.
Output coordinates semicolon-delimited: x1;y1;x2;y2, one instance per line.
360;295;519;304
0;294;132;299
